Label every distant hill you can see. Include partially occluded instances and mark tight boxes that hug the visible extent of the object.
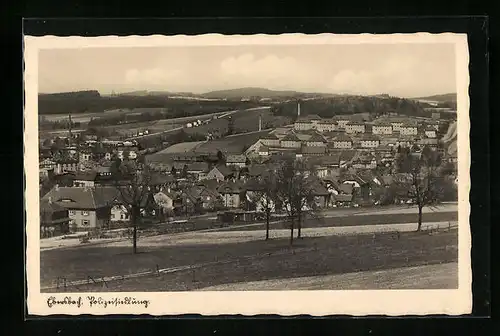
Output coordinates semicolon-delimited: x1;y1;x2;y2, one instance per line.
202;87;310;99
412;93;457;102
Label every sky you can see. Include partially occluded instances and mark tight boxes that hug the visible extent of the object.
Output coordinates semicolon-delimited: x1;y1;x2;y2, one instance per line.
38;43;457;98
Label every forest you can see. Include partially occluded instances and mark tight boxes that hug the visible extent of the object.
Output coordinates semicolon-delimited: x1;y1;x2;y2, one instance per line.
38;91;261;116
271;96;448;120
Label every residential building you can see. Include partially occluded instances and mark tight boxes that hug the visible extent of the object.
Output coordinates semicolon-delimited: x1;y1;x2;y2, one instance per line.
316;119;337;133
40;158;57;171
306;133;328;147
206;165;235;182
153;189;176;213
359;134;381;149
110;204;130;222
395;136;415;148
39;198;70;237
331;134;353;149
400;124;419;136
226;154;248;168
294;119;314;131
280;132;302;148
54;159;79;175
351;153;377;169
186;162;210;181
332;115;352;129
301;146;327;157
218;180;245;208
345;122;366;134
259;133;281;147
185;185;222;211
41;186;117;232
372;124;393;135
390;121;405;132
258;146;269;157
424;126;437;138
79;150;92;163
73;171;98;187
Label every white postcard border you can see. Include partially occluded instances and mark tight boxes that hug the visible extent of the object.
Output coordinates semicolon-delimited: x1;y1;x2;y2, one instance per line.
24;33;472;316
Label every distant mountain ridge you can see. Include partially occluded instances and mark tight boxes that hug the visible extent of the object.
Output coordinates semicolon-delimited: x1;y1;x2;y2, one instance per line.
201;87;304;99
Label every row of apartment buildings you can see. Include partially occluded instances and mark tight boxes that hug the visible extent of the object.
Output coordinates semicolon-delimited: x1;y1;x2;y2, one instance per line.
293;114;440;137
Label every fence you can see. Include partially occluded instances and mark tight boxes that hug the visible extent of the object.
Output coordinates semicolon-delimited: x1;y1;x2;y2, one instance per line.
43;224;458;292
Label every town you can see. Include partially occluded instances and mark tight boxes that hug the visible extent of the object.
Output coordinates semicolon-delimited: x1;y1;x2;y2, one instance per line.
32;62;467;297
39;94;458;243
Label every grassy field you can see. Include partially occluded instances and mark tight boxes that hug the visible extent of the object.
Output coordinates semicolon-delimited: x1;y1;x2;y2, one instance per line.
200;262;458;290
223;211;458;232
184;107;290;136
41;228;458;292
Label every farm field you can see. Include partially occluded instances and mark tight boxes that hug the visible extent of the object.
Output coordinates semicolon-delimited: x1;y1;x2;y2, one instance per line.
41;228;458;292
183;107;289;136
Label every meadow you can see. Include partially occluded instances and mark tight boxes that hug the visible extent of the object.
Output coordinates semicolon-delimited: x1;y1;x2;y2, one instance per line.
42;228;458;292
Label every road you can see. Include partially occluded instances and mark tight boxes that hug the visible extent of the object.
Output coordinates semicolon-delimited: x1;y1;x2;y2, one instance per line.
125;106;270;141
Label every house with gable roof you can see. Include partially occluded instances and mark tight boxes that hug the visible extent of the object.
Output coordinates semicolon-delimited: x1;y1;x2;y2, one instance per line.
331;134;353;149
41;185;117;231
280;131;302;148
306;132;328;147
206;164;235;182
218;180;245;208
39;198;71;237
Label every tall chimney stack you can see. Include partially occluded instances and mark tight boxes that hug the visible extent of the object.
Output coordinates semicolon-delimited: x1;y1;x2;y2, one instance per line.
297;101;301;117
68;112;73;146
258;115;262;131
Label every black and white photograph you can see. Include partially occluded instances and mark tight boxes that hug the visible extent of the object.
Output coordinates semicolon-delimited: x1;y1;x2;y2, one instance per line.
24;33;471;316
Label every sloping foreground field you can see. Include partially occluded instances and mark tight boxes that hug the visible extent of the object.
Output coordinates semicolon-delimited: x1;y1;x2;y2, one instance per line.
41;229;458;292
200;262;458;290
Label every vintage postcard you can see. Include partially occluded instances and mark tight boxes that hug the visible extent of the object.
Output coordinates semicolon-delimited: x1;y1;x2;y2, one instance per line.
25;33;471;316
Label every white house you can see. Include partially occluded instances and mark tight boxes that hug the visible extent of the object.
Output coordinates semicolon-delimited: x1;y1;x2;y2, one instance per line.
110;204;130;222
331;134;353;149
424;126;437;138
372;124;393;135
359;134;381;149
294;119;314;131
345;122;366;134
400;125;418;136
316;119;336;132
153;190;175;212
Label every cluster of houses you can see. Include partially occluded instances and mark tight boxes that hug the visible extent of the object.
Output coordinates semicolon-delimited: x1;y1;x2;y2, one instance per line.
38;111;456;238
40;157;403;237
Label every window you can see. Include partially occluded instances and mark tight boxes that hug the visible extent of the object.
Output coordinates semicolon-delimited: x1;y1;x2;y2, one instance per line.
82;220;90;226
121;214;125;220
111;213;115;219
82;211;89;216
69;210;75;216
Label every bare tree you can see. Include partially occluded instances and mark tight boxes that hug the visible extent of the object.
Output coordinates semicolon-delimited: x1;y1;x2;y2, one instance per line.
275;158;316;245
246;174;277;240
395;149;444;231
111;160;154;254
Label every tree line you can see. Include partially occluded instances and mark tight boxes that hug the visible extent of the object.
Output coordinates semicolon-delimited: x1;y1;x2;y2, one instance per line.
39;91;261;115
271;96;430;120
